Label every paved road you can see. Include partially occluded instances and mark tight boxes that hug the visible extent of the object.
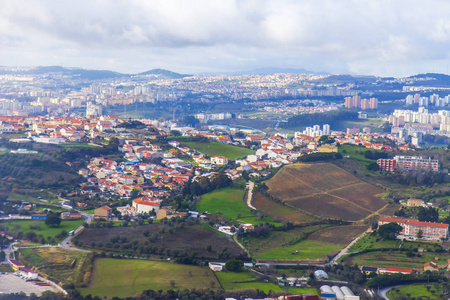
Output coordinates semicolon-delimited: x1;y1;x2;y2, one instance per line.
378;285;404;300
59;212;92;252
245;181;256;210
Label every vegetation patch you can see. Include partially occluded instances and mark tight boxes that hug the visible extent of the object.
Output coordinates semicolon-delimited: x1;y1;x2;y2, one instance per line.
76;221;246;260
1;219;84;244
240;225;340;260
215;271;318;295
79;258;220;298
387;283;445;299
183;141;255;160
18;247;88;284
343;250;448;269
197;189;250;220
256;239;341;261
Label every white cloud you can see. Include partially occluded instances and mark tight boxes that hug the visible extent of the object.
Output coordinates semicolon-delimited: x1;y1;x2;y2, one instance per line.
1;0;450;76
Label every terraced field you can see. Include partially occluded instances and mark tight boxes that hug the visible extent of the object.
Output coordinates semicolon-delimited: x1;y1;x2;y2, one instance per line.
264;163;387;221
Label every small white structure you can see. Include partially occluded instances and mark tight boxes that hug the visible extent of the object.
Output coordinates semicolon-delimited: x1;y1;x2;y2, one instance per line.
314;269;328;280
209;262;223;272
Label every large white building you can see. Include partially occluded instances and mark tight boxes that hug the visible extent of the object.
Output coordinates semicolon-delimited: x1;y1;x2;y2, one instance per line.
378;217;448;240
133;197;160;214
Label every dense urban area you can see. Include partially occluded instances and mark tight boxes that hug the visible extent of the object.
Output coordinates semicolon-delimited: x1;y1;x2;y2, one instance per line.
0;67;450;300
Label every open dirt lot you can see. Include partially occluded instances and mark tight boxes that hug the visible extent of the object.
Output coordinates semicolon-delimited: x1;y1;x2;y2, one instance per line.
0;273;59;296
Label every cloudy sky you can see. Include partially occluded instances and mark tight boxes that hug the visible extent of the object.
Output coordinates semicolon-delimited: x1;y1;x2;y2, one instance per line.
2;0;450;76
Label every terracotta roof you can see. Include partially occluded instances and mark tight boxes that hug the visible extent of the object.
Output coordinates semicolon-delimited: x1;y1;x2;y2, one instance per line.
133;198;160;206
384;267;412;273
379;217;448;229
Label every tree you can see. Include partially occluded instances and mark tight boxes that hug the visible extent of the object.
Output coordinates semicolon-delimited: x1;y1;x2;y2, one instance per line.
377;222;402;240
417;229;423;239
45;215;61;227
225;258;243;272
417;207;439;223
170;280;176;287
367;162;380;172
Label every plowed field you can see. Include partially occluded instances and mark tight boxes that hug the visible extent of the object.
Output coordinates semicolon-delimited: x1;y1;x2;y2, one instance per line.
307;225;369;245
264;163;386;221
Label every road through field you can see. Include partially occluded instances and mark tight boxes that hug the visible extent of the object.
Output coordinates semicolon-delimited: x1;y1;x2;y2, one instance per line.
327;228;372;265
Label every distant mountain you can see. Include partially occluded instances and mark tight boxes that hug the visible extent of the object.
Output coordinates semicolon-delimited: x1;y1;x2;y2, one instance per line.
225;67;328;75
34;66;126;80
0;66;190;80
407;73;450;87
137;68;191;79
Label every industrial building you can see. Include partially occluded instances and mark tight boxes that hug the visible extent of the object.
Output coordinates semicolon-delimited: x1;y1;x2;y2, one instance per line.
320;285;360;300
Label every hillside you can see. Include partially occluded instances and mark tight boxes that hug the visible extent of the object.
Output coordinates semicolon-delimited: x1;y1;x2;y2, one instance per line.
262;163;387;221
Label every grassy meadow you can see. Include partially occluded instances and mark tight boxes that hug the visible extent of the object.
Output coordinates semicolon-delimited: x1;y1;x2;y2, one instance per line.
387;284;443;299
216;271;318;295
197;188;282;225
79;259;219;298
1;219;84;244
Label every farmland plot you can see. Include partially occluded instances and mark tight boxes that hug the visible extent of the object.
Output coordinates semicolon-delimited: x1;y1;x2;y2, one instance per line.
264;163;386;221
307;225;369;245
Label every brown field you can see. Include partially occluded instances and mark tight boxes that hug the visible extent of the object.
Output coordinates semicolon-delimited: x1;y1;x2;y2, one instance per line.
264;163;386;221
286;194;371;221
378;203;401;216
252;192;319;224
307;225;369;245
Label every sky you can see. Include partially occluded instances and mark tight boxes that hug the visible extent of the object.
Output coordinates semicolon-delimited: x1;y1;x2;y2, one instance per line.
2;0;450;77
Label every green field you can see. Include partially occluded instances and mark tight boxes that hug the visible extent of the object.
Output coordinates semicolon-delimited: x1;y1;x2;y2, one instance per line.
338;144;380;167
79;259;220;298
1;219;84;244
343;250;449;269
197;188;281;225
349;234;443;253
256;239;341;260
19;247;88;284
183;141;255;160
387;284;443;299
216;271;318;295
335;118;385;132
198;188;250;220
239;225;341;260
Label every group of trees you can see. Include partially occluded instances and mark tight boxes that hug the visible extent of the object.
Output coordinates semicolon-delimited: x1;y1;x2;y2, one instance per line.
297;152;342;162
417;207;439;222
377;222;403;240
390;170;448;186
182;172;232;196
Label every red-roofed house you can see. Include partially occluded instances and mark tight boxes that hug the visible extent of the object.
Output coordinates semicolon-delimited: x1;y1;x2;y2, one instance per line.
379;267;413;275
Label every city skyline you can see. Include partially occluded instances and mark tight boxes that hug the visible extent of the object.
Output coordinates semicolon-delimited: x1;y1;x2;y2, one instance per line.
2;0;450;77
